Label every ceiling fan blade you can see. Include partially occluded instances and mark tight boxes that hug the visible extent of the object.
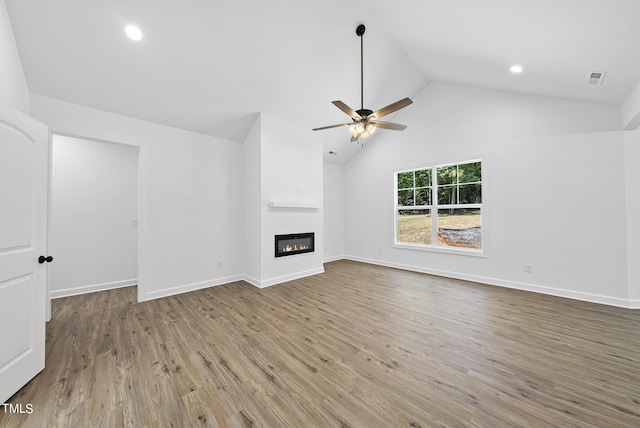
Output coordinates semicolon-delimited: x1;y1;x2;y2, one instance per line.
312;122;353;131
371;97;413;120
371;121;407;131
332;101;362;120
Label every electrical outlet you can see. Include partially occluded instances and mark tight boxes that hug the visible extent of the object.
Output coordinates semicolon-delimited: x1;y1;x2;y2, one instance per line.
217;260;223;269
524;264;533;273
378;247;382;254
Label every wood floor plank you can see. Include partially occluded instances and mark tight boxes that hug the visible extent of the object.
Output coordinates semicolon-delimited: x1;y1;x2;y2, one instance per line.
2;260;640;427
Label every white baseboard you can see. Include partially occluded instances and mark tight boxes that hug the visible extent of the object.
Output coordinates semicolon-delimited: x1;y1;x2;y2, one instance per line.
58;258;637;310
345;255;638;309
242;274;261;288
628;299;640;309
323;254;346;263
51;279;137;299
244;267;325;289
52;268;335;301
142;274;244;301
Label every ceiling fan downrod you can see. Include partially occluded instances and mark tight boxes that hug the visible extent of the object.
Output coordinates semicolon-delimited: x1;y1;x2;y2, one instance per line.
357;24;365;112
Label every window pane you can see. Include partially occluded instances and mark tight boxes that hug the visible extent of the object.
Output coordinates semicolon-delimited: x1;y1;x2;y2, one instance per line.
397;209;431;245
398;189;413;206
415;188;431;205
458;161;481;183
438;185;457;205
437;208;481;249
437;165;457;185
459;183;482;204
395;160;483;252
415;169;431;187
397;171;414;189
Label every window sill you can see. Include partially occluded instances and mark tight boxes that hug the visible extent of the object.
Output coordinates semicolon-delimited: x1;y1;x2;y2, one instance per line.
392;242;488;258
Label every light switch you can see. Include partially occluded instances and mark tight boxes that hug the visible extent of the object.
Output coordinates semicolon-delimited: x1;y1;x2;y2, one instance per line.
130;218;138;228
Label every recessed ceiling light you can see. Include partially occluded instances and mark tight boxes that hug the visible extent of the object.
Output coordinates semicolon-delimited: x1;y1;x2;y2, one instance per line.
125;25;143;41
510;65;523;73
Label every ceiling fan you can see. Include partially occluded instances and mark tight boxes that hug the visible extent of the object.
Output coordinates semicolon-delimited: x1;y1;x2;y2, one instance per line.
313;24;412;142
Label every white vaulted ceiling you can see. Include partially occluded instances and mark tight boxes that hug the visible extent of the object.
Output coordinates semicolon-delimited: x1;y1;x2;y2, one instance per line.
6;0;640;164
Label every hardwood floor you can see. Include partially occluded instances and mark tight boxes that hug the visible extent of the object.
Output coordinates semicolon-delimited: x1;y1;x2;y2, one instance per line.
2;260;640;427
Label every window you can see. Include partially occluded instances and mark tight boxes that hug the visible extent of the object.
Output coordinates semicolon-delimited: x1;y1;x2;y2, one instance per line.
395;159;482;251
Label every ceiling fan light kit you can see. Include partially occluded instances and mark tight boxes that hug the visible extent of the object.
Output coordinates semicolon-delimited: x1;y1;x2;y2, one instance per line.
313;24;412;143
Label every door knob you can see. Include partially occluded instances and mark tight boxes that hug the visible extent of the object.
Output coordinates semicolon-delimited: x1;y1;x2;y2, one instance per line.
38;255;54;264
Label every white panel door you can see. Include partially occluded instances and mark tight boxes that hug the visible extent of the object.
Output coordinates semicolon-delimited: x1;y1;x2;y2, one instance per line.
0;106;48;403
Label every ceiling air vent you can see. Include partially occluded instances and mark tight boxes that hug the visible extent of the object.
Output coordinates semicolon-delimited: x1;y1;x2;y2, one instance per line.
586;71;606;86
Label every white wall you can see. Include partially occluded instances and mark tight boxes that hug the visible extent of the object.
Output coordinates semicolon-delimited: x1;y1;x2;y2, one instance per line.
323;162;345;261
0;0;28;112
31;95;324;299
622;80;640;130
30;94;244;301
344;82;634;307
243;115;262;283
625;127;640;303
243;113;324;287
50;135;138;297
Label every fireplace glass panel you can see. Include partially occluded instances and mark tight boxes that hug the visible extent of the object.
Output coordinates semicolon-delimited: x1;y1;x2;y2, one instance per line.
275;233;315;257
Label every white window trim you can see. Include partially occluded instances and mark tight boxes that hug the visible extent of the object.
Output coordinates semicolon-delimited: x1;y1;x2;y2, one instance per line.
392;241;488;257
393;156;487;257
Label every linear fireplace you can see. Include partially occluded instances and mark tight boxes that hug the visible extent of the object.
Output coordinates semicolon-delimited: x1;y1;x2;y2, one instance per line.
275;232;315;258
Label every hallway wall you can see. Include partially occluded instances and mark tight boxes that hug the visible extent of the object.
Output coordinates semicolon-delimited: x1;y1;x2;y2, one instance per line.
50;135;138;297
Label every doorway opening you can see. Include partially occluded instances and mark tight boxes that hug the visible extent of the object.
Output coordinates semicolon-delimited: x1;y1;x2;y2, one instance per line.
49;134;140;302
